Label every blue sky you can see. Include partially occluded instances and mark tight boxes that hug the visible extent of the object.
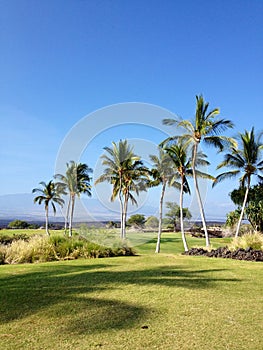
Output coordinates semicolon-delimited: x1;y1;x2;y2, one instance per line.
0;0;262;220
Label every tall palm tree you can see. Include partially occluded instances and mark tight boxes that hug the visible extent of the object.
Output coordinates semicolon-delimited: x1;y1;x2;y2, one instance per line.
164;141;212;251
95;140;149;239
149;148;180;253
213;127;263;237
55;161;92;237
162;94;234;246
32;180;65;235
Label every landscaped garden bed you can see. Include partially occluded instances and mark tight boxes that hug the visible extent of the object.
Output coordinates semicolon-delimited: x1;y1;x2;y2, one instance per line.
184;246;263;261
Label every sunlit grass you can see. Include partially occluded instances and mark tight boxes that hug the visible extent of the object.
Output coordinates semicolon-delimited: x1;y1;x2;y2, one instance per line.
0;231;262;349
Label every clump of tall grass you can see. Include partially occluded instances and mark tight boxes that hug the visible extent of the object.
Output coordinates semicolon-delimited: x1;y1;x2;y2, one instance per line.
228;231;263;251
4;235;55;264
0;246;6;264
0;234;135;264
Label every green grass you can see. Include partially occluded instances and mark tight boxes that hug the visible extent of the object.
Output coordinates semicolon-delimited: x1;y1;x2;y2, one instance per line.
0;232;262;349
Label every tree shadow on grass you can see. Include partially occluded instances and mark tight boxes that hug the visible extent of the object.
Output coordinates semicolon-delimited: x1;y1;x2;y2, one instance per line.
0;261;241;334
49;295;148;334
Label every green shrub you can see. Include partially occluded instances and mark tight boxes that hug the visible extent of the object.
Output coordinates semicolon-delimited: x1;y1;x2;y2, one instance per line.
1;233;135;264
0;233;30;245
229;232;263;251
127;214;146;228
7;219;30;229
53;236;85;259
0;235;13;245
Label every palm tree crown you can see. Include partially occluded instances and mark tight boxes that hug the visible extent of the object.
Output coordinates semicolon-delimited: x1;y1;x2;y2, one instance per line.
214;127;263;186
58;161;92;197
162;94;234;149
149;148;180;188
55;161;92;236
95;140;149;239
32;180;65;235
213;127;263;236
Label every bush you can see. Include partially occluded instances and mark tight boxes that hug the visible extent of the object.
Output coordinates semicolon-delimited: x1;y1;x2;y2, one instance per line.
0;233;136;264
229;232;263;251
0;233;30;245
127;214;145;228
7;220;30;229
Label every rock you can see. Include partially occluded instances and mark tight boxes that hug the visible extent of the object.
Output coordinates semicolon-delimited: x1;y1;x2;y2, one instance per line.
183;246;263;262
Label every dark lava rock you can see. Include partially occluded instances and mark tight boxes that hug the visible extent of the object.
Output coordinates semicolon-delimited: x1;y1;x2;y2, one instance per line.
183;247;263;262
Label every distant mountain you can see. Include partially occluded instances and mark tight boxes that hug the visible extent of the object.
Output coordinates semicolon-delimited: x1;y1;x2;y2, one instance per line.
0;193;158;224
0;192;230;228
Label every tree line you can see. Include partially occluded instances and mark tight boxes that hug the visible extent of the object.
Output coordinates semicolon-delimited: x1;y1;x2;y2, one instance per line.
33;95;263;252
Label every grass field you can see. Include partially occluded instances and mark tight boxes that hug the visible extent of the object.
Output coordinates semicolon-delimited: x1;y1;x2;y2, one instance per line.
0;231;262;349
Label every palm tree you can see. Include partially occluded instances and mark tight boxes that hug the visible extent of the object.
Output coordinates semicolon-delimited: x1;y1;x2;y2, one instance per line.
162;94;234;246
32;180;65;235
149;148;180;253
55;161;92;237
95;140;149;239
164;141;211;251
213;127;263;237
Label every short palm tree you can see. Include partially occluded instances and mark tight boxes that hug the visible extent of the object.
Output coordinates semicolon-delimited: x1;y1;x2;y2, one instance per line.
149;148;180;253
162;94;234;246
95;140;149;239
55;161;92;237
213;127;263;237
165;141;212;251
32;180;65;235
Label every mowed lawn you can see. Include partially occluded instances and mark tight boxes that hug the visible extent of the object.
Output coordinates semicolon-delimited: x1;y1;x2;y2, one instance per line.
0;232;262;350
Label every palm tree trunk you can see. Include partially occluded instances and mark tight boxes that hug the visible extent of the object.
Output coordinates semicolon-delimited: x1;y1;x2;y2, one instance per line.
180;176;188;252
69;194;75;237
235;179;250;238
64;197;71;236
192;142;210;247
123;193;129;240
45;205;50;236
118;188;125;239
118;173;126;239
155;182;166;253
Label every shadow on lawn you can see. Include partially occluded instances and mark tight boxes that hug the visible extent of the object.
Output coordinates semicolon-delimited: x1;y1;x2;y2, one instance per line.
0;261;240;334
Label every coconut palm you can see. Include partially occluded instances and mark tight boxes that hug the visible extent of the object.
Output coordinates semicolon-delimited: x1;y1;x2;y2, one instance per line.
162;94;234;246
164;141;212;251
149;148;180;253
95;140;149;239
213;127;263;237
55;161;92;237
32;180;65;235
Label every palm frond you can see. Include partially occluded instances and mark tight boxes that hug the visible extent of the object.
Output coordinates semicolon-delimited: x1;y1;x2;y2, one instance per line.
162;118;179;126
213;170;240;187
203;136;235;151
194;170;215;181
